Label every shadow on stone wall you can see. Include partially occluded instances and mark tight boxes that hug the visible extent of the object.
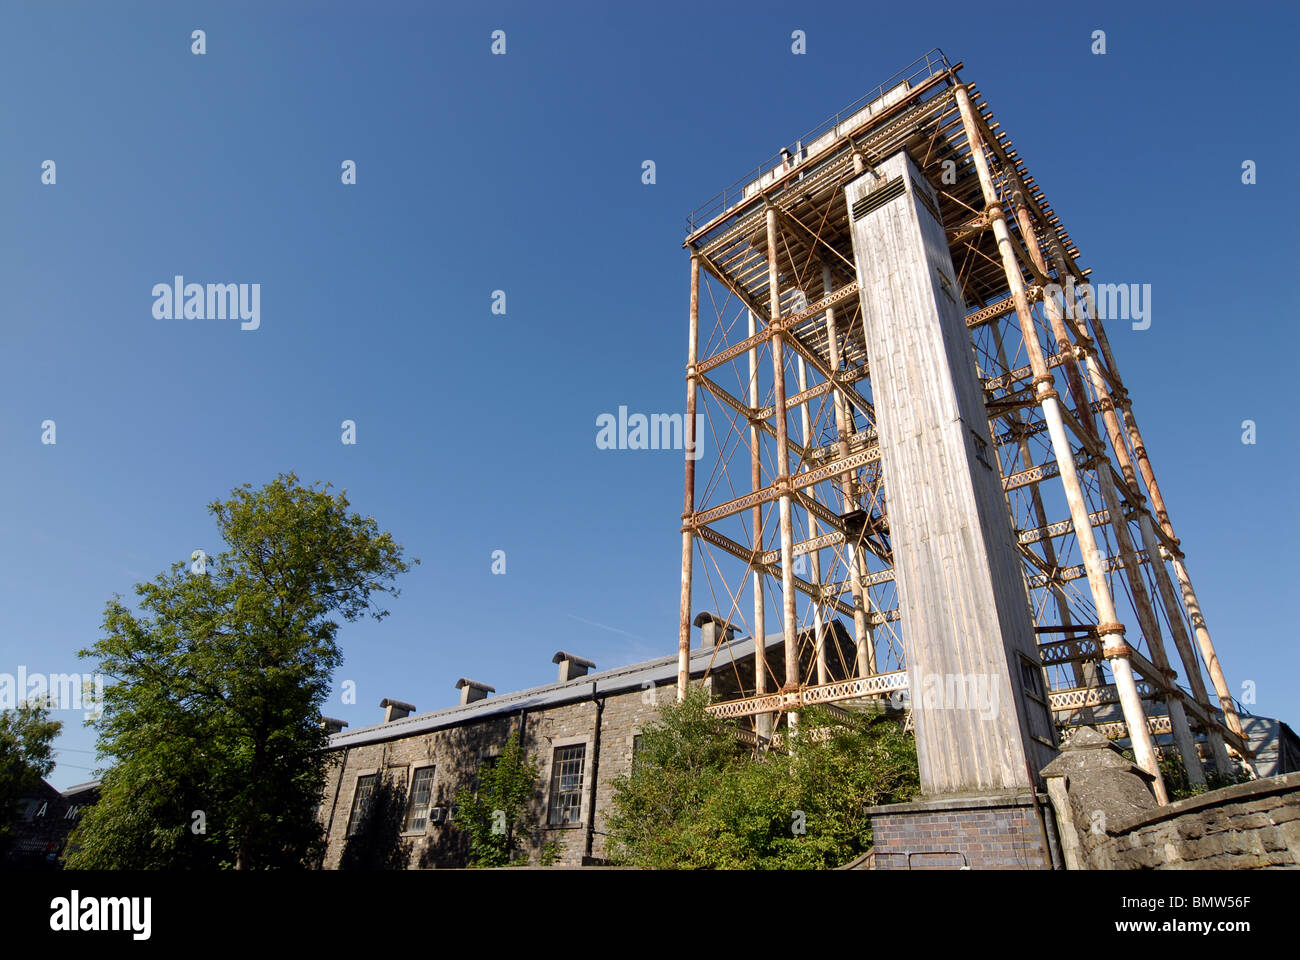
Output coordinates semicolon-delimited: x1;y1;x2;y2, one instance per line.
338;776;412;870
415;812;470;868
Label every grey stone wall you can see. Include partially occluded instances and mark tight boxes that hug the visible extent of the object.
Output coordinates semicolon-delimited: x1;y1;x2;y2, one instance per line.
317;682;673;868
1042;725;1300;869
1088;772;1300;870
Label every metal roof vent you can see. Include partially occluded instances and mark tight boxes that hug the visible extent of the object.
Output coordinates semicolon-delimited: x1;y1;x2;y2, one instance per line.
380;699;415;723
455;679;494;705
693;612;738;648
552;651;596;683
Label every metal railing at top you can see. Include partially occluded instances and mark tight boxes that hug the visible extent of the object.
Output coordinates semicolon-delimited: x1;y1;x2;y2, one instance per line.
684;48;954;236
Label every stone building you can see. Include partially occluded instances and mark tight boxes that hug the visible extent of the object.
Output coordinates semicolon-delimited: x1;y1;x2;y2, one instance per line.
316;619;855;868
2;778;100;869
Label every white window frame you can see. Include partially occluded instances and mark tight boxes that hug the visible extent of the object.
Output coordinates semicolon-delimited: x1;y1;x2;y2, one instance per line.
544;735;591;828
402;764;437;835
345;769;380;837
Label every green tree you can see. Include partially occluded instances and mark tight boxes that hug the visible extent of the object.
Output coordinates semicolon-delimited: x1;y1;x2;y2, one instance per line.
608;690;920;869
0;700;62;856
454;733;541;867
605;686;740;869
67;473;415;869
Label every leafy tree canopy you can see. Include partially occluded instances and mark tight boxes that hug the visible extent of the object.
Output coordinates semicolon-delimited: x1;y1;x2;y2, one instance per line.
67;473;415;869
0;700;62;854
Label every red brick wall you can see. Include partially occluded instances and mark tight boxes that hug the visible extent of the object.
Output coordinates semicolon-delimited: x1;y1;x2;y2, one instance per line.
868;798;1054;869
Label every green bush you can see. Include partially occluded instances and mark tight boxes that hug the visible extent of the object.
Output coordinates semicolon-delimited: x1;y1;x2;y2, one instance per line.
454;733;540;867
607;688;919;869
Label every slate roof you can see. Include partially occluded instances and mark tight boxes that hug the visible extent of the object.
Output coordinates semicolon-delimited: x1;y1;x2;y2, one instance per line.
327;634;773;750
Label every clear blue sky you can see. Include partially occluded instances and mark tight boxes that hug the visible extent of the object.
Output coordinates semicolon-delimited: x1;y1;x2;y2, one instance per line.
2;1;1296;789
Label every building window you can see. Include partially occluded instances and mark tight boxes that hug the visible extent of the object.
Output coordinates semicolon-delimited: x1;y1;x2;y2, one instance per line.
547;744;586;826
631;734;645;771
1019;653;1047;703
346;774;378;836
404;766;436;832
1018;653;1057;748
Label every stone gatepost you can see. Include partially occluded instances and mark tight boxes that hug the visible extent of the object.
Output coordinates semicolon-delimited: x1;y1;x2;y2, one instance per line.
1041;726;1158;869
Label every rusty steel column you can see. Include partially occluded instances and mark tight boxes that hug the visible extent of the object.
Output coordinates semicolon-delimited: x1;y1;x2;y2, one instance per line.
748;308;771;739
1094;461;1205;785
1037;241;1232;774
1135;509;1224;777
1084;303;1246;752
1043;243;1235;776
678;254;701;701
987;319;1099;708
1009;189;1203;784
955;83;1167;803
1049;254;1228;780
796;355;829;686
1135;486;1233;772
960;94;1241;775
1169;549;1247;755
821;263;875;676
766;204;800;736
